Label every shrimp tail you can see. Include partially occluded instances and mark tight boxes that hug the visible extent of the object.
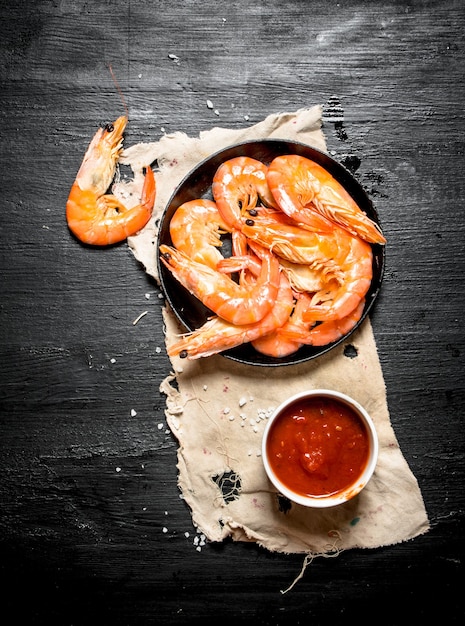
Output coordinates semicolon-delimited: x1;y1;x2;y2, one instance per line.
140;165;156;214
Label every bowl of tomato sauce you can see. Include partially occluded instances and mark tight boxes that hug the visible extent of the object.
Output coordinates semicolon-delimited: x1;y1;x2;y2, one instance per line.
262;389;378;508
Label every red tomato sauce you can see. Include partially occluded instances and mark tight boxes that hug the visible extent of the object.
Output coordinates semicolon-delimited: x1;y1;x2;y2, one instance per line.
266;396;370;497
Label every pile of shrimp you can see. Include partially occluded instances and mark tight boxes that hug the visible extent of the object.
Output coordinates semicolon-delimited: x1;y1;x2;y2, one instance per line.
160;154;386;361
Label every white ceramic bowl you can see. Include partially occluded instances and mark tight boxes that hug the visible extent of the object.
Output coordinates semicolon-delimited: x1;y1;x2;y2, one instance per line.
262;389;379;508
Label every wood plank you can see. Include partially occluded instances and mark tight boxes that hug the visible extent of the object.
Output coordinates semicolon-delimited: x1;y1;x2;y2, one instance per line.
1;0;464;622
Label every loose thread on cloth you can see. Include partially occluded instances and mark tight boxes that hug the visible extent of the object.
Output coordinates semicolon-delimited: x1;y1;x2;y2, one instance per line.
281;531;343;594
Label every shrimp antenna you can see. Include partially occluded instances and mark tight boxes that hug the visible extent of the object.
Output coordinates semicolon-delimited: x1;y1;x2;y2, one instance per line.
108;63;129;118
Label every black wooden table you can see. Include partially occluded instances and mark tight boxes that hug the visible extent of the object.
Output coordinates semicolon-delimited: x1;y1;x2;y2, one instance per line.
1;1;464;623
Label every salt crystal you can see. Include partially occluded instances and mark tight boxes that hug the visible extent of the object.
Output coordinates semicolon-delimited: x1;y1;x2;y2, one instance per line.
115;467;121;472
214;109;220;116
206;99;214;109
155;346;162;353
228;415;235;421
162;527;168;533
239;396;247;407
131;409;137;417
110;358;116;364
223;407;230;415
203;385;208;391
145;293;151;300
157;423;164;430
184;531;190;538
244;115;250;121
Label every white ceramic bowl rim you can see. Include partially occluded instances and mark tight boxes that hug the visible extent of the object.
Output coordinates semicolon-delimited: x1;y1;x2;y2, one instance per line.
261;389;379;508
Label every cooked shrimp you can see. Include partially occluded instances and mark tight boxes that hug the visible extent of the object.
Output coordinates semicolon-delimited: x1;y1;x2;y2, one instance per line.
241;209;347;281
267;154;385;244
159;242;280;325
305;299;365;346
220;228;326;296
251;292;305;358
167;272;294;360
281;298;365;347
66;115;156;245
250;329;301;359
276;259;328;293
218;246;309;358
212;156;278;229
254;293;365;357
216;237;279;308
303;234;373;322
216;242;261;280
169;199;230;269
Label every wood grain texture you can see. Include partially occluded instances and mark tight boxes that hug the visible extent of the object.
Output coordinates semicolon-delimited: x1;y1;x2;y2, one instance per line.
1;0;464;623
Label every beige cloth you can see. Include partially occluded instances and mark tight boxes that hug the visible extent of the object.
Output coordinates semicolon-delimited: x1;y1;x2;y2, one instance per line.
119;106;430;555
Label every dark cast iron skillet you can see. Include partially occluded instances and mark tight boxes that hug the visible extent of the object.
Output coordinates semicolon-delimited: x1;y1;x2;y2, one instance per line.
157;139;385;367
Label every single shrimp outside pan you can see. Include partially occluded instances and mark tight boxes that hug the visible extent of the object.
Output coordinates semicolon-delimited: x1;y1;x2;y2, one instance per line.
66;115;155;245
